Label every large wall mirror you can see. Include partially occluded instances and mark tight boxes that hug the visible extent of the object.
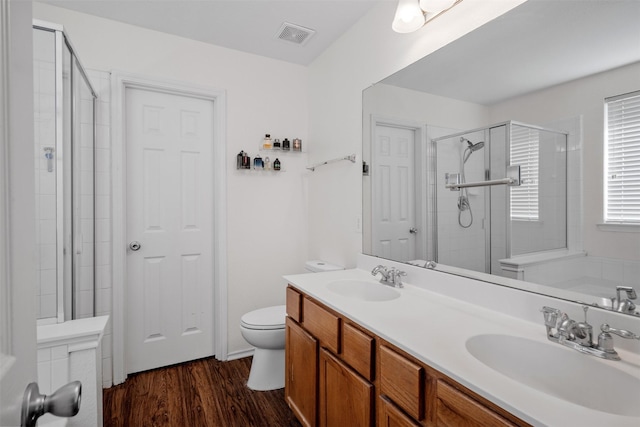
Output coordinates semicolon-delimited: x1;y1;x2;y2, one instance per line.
362;0;640;316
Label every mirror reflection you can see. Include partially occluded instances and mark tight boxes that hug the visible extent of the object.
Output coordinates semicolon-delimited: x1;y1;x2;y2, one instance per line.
362;0;640;316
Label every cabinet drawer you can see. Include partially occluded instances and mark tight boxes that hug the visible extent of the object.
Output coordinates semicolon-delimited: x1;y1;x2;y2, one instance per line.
379;345;424;421
302;298;340;354
342;322;374;381
286;287;302;323
435;380;518;427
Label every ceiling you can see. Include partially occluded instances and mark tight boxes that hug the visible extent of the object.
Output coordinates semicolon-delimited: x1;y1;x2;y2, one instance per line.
40;0;389;65
381;0;640;105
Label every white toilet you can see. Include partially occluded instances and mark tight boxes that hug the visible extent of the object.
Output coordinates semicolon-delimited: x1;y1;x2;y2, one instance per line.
240;260;343;391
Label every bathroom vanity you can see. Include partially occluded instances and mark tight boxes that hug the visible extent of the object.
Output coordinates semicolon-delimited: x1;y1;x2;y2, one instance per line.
285;287;525;426
283;256;640;427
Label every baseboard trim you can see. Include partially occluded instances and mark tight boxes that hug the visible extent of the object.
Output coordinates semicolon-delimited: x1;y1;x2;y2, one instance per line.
226;348;254;361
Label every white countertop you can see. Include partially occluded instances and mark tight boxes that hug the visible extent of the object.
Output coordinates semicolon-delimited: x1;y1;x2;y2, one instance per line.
284;268;640;427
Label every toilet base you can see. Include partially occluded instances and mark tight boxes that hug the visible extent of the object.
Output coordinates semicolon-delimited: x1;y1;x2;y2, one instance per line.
247;348;285;391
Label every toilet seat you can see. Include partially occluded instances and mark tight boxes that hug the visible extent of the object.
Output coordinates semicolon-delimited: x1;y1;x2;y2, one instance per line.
240;305;286;330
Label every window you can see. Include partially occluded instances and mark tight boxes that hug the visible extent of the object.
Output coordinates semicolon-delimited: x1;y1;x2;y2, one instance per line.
605;90;640;224
510;126;539;220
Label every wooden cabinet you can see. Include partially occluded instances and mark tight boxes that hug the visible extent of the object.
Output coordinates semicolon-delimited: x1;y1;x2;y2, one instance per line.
285;285;530;427
319;348;373;427
285;317;318;427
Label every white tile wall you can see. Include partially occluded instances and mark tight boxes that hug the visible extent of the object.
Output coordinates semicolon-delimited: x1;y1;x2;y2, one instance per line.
86;69;113;388
435;130;487;272
33;46;58;319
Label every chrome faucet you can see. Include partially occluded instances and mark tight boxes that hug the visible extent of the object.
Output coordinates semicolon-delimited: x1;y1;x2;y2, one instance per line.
613;286;637;314
371;265;406;288
541;305;640;361
424;260;437;269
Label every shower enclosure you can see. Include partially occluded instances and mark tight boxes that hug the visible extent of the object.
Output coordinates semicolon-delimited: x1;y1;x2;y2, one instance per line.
33;21;96;323
433;121;568;276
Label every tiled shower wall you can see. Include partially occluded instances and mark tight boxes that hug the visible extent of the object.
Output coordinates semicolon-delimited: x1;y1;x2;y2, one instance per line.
86;69;113;387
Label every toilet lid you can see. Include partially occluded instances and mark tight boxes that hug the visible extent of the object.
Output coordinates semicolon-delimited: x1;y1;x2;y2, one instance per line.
241;305;286;330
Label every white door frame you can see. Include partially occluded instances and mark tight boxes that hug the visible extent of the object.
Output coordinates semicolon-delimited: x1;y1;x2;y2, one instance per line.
370;115;428;261
111;71;227;385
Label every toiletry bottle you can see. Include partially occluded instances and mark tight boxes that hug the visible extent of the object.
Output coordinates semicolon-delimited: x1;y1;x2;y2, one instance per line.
253;154;263;169
264;156;271;170
293;138;302;151
282;138;290;151
273;139;281;150
243;152;251;169
237;150;244;169
262;134;272;150
274;158;281;171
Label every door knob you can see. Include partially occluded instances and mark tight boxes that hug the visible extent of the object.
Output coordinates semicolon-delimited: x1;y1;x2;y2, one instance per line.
129;241;141;251
21;381;82;427
409;228;418;234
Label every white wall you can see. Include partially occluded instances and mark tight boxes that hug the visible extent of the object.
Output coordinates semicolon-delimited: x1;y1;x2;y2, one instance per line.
489;61;640;261
306;0;525;268
33;1;310;375
30;0;526;385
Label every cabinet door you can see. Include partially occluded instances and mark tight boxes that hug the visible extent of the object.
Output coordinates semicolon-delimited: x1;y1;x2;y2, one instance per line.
286;318;318;427
435;380;518;427
379;396;421;427
319;348;373;427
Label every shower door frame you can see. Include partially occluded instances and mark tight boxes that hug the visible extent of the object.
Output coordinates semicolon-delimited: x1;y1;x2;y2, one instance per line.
33;20;97;323
432;120;570;274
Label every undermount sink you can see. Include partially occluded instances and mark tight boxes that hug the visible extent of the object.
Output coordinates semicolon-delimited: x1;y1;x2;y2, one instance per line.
326;279;400;302
466;334;640;417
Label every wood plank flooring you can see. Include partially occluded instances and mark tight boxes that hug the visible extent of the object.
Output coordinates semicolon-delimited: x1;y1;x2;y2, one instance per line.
103;356;302;427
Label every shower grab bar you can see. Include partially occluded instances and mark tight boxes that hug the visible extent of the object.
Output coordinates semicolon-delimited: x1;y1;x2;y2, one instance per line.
446;165;521;191
306;154;356;171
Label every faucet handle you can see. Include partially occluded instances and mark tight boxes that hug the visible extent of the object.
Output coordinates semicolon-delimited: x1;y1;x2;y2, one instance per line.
601;324;640;340
617;286;637;300
541;306;562;328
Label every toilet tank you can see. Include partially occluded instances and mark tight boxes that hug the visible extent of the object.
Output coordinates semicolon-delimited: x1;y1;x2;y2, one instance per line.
305;260;344;273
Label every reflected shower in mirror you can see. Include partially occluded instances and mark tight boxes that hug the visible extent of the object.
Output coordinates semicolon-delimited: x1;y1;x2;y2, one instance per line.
433;122;568;275
362;0;640;316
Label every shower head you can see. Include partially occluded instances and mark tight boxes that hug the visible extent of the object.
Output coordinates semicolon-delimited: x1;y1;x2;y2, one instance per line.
461;138;485;164
461;137;485;152
470;141;485;152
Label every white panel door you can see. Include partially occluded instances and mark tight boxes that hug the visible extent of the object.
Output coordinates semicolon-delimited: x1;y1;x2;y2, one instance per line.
125;88;214;374
372;125;416;262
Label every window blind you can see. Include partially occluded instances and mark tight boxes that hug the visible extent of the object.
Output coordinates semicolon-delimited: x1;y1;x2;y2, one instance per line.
605;90;640;223
510;127;539;220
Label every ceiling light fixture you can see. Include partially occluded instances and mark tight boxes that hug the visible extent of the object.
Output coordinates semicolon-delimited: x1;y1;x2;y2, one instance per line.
392;0;462;33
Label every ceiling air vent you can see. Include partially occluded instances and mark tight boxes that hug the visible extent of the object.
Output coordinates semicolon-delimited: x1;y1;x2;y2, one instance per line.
275;22;316;46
